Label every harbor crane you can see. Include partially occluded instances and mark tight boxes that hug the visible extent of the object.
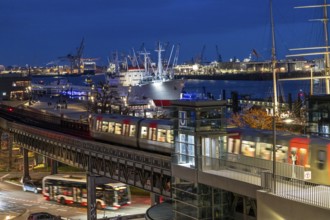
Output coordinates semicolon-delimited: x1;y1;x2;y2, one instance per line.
215;45;222;62
195;45;206;64
58;38;85;74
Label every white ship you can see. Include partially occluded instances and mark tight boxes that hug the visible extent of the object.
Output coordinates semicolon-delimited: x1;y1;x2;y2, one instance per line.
106;42;185;107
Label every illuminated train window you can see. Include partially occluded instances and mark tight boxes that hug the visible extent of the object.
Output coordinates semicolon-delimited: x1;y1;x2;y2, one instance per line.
157;129;166;142
241;141;255;157
123;124;130;136
317;150;326;170
108;122;115;133
102;121;109;132
141;126;147;139
96;120;102;131
114;123;122;135
227;137;240;154
148;127;157;141
256;142;272;160
276;145;288;162
167;130;174;143
129;125;136;137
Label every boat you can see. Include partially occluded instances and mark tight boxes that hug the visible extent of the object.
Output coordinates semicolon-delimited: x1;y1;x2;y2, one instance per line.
106;42;185;107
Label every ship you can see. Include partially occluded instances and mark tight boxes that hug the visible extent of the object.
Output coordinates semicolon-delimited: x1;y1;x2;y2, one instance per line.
106;42;185;107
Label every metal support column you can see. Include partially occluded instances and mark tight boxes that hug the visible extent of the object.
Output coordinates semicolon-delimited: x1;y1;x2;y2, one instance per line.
50;159;58;175
8;133;12;171
22;148;31;182
87;173;97;220
150;193;161;205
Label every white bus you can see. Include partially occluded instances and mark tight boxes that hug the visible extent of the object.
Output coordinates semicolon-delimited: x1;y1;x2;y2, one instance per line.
42;174;131;210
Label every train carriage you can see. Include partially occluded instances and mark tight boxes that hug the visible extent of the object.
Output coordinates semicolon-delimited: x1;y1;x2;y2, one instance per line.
138;118;174;155
226;128;330;185
90;114;142;148
4;102;330;186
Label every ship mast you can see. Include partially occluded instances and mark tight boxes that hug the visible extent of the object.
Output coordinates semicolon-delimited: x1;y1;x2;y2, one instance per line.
140;51;150;75
323;0;330;94
287;1;330;94
155;42;164;79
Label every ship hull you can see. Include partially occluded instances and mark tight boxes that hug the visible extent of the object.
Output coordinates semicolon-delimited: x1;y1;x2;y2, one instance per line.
127;79;185;105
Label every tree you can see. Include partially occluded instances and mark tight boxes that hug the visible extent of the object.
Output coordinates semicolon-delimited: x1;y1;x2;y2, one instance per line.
228;108;274;129
84;82;124;114
228;107;305;133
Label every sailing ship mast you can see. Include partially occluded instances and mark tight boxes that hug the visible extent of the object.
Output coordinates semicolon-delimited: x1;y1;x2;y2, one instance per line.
287;0;330;94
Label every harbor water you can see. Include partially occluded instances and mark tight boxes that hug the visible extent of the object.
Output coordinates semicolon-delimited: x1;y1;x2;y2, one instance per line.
31;74;316;102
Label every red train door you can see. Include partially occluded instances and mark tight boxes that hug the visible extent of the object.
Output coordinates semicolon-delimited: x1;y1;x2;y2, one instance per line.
288;137;310;166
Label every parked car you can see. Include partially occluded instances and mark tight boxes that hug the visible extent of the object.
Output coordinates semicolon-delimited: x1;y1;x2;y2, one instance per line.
22;180;42;194
27;212;61;220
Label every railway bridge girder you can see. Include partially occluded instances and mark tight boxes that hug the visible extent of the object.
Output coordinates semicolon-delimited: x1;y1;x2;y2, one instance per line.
9;122;172;197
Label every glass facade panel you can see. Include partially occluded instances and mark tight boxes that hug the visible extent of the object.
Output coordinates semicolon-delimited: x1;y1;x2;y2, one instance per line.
172;100;228;220
177;133;195;166
307;96;330;137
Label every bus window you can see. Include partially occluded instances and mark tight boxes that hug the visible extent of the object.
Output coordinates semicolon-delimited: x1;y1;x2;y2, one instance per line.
82;188;87;198
140;126;147;139
129;125;136;137
157;129;166;142
114;123;122;135
148;127;157;141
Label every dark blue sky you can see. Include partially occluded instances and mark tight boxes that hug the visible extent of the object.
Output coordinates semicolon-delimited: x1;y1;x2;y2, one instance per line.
0;0;325;66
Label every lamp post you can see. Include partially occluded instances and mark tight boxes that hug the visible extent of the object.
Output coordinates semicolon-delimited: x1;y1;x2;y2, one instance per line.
270;0;277;194
310;64;315;95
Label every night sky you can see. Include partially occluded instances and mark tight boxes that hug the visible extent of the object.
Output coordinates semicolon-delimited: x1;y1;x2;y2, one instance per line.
0;0;325;66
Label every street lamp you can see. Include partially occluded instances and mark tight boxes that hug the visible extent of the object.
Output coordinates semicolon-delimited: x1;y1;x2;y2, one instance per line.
310;64;315;95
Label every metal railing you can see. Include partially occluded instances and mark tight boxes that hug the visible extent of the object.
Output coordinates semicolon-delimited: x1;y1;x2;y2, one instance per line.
261;172;330;209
